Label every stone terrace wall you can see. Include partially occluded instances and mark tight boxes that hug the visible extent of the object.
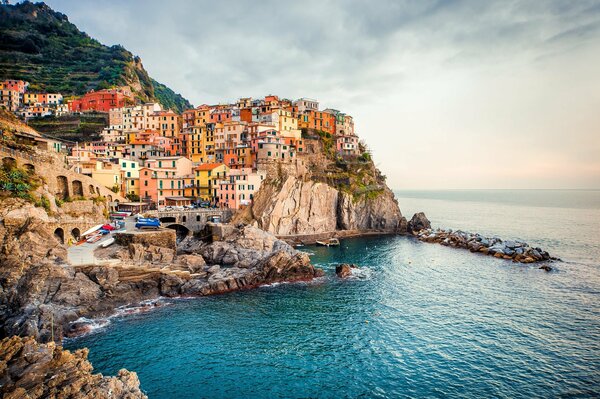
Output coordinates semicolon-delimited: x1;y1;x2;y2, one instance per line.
0;145;124;203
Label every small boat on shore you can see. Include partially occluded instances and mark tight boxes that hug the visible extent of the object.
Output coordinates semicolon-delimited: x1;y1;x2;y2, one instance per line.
101;237;115;248
316;238;340;247
81;224;103;237
86;233;102;244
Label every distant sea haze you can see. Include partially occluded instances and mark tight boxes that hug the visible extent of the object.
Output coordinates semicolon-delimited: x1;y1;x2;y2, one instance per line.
65;189;600;398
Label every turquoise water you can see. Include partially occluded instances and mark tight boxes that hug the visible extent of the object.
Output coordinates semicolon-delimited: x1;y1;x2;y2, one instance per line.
64;190;600;398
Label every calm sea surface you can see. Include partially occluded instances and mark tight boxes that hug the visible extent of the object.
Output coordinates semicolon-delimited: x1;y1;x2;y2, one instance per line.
64;190;600;398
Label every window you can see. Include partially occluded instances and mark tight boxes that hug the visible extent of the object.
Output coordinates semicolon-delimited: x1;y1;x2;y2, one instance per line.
121;162;126;168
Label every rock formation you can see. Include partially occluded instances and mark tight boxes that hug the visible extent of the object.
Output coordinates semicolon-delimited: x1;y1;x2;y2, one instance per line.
0;336;146;398
335;263;358;278
237;137;407;239
0;196;323;343
407;212;431;233
414;228;555;264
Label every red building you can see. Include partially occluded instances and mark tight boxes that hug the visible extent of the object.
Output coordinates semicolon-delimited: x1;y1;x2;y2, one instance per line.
69;89;126;113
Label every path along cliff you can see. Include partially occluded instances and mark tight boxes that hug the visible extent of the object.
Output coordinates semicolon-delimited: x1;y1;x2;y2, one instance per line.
235;131;408;242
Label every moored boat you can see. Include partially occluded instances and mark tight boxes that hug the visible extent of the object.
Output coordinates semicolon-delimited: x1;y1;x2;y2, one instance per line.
316;238;340;247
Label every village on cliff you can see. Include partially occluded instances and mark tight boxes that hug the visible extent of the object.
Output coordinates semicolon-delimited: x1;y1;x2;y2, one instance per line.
0;79;362;210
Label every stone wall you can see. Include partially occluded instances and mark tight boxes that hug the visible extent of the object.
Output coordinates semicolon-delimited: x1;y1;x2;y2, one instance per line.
114;230;177;251
0;146;124;203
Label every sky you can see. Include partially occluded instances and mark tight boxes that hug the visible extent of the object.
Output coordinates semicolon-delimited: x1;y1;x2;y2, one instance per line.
42;0;600;189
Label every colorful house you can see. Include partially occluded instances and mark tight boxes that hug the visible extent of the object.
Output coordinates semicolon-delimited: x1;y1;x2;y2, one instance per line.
194;163;229;200
216;168;266;209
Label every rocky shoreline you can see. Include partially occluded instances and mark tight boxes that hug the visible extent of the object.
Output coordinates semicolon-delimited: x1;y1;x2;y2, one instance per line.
0;336;147;398
407;213;556;265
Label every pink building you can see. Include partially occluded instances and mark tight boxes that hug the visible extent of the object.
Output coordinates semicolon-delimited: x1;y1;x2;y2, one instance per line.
336;134;360;156
216;168;266;209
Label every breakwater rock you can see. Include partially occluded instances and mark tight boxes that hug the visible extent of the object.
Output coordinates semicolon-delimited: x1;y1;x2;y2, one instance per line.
335;263;358;278
414;228;555;263
0;336;146;398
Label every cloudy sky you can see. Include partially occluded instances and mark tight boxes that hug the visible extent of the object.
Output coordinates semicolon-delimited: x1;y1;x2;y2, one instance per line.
44;0;600;189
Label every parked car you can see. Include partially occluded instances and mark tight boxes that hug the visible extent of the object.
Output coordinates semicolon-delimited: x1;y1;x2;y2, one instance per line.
135;219;161;230
199;201;211;208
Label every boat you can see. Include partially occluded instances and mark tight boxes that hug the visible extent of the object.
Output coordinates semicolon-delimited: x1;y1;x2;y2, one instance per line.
81;224;103;237
316;238;340;247
86;233;102;244
101;237;115;248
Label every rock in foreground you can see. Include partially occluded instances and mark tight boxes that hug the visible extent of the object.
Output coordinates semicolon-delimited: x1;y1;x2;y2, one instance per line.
0;336;146;398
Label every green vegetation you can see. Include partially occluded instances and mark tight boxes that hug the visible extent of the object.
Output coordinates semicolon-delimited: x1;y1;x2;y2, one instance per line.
152;79;192;113
301;128;386;202
126;192;140;202
0;161;40;203
0;2;192;112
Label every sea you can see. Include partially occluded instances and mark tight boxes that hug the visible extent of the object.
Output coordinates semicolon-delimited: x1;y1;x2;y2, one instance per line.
64;189;600;398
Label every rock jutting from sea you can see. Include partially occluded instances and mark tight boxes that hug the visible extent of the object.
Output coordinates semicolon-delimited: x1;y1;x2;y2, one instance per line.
407;213;556;264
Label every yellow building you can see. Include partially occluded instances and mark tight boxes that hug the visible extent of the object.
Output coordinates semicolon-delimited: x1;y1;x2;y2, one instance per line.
123;176;140;199
194;163;229;200
91;162;122;193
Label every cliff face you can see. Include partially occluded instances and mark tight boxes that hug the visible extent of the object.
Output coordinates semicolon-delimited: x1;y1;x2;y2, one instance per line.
241;135;407;238
249;175;404;236
0;336;146;398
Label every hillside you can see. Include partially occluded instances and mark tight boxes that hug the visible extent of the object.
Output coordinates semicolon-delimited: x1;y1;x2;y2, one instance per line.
0;1;192;112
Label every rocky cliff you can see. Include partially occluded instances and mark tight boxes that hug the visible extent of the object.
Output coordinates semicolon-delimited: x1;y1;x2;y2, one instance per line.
0;197;322;342
239;134;406;238
0;336;146;398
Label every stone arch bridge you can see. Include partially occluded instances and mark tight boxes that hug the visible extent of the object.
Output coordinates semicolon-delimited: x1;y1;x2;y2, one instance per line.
146;209;234;238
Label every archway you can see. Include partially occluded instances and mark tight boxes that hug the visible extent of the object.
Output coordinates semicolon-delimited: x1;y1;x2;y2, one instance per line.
54;228;64;244
56;176;69;200
72;180;83;197
166;224;190;243
2;157;16;169
89;184;95;195
23;163;35;173
95;187;100;195
159;216;176;223
107;194;113;202
71;228;80;241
